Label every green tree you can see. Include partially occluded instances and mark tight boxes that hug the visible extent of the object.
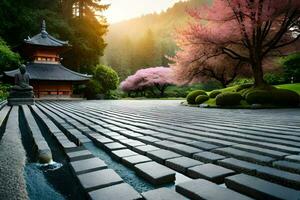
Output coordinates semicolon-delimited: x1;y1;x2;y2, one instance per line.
0;37;20;73
93;64;119;95
281;53;300;83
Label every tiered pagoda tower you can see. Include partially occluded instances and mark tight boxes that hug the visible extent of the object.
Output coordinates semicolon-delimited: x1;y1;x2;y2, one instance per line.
4;20;91;98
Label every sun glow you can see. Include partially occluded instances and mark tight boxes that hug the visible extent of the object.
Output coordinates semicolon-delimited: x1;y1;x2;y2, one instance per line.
102;0;185;24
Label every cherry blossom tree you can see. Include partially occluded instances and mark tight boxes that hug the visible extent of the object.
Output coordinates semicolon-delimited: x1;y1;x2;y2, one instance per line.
170;0;300;87
120;67;174;97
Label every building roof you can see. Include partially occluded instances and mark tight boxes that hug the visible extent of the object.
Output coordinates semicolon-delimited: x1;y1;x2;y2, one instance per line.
24;20;69;47
4;63;91;82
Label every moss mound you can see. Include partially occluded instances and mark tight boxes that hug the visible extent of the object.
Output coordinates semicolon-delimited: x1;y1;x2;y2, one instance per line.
216;92;242;106
209;90;222;98
195;95;209;104
187;90;207;104
271;89;300;106
246;90;272;105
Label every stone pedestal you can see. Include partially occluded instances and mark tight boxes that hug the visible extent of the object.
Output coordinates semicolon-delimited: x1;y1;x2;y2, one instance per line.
7;98;35;106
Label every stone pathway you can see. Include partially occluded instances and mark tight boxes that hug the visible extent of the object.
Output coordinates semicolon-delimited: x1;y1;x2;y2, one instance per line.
1;100;300;200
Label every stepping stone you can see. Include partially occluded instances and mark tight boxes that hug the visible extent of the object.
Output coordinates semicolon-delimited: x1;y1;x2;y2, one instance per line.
169;144;202;157
187;141;219;150
233;144;288;158
111;135;128;140
176;179;253;200
122;155;152;167
120;130;143;138
77;169;123;192
218;158;259;175
135;161;176;185
78;137;92;144
111;149;138;161
166;157;203;173
70;157;107;175
89;183;142;200
104;142;126;151
120;139;145;148
168;137;193;144
225;174;300;200
213;147;275;164
220;158;300;188
255;165;300;188
94;136;113;145
133;145;160;155
142;188;188;200
138;136;161;143
147;149;182;164
155;140;177;149
273;160;300;173
285;155;300;163
187;163;235;184
67;150;94;161
60;141;77;151
193;151;226;163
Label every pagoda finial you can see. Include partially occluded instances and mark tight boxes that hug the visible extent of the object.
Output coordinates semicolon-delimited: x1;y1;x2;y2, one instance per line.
41;19;48;38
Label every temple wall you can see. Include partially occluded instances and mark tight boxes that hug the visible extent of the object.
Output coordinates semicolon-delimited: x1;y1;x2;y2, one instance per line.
31;81;73;98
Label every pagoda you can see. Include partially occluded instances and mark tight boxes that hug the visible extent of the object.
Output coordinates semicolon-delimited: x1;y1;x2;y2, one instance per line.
3;20;91;98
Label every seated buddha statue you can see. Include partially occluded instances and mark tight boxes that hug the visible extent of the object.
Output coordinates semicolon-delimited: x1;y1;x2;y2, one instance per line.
9;64;34;98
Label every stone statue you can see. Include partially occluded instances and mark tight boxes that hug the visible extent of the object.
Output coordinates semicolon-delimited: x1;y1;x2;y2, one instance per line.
12;64;33;91
8;64;34;105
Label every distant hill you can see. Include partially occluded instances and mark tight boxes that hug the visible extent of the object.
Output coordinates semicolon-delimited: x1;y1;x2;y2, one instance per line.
102;0;211;80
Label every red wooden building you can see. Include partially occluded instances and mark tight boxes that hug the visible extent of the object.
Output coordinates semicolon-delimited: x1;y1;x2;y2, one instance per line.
4;20;91;98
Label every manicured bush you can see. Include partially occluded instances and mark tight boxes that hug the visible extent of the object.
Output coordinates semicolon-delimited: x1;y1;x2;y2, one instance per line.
195;95;209;104
236;83;253;92
209;90;222;98
271;89;300;106
186;90;207;104
264;73;285;85
246;90;272;105
216;92;242;106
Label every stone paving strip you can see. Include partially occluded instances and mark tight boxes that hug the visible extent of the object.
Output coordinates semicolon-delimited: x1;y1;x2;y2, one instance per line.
31;105;77;151
22;105;52;163
0;107;28;200
141;188;188;200
225;174;300;200
32;104;146;199
176;179;253;200
59;102;300;156
32;101;300;198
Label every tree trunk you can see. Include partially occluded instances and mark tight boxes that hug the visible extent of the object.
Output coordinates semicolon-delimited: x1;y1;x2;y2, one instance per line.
252;61;266;87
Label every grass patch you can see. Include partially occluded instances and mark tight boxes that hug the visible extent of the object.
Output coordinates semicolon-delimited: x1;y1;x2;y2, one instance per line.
276;83;300;94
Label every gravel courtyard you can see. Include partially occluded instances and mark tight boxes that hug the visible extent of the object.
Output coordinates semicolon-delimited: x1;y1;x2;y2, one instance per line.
1;100;300;200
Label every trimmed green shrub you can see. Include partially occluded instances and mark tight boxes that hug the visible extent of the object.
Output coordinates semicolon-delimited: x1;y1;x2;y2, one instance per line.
236;83;253;92
216;92;242;106
271;89;300;106
209;90;222;98
195;95;209;104
246;90;272;105
186;90;207;104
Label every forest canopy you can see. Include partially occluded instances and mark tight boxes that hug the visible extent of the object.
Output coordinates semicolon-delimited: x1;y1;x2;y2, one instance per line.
0;0;108;74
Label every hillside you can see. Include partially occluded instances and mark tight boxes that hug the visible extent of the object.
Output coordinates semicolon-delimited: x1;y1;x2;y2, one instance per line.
101;0;210;80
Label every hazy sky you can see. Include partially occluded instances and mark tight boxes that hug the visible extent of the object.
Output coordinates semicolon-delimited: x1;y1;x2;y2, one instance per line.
102;0;184;24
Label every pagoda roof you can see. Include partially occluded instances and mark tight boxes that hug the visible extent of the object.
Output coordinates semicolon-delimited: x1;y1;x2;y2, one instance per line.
4;63;91;82
24;20;69;47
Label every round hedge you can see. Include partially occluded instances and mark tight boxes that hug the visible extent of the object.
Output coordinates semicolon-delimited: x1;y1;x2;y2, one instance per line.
209;90;222;98
246;90;272;105
216;92;242;106
195;95;209;104
187;90;207;104
236;83;253;92
271;89;300;106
